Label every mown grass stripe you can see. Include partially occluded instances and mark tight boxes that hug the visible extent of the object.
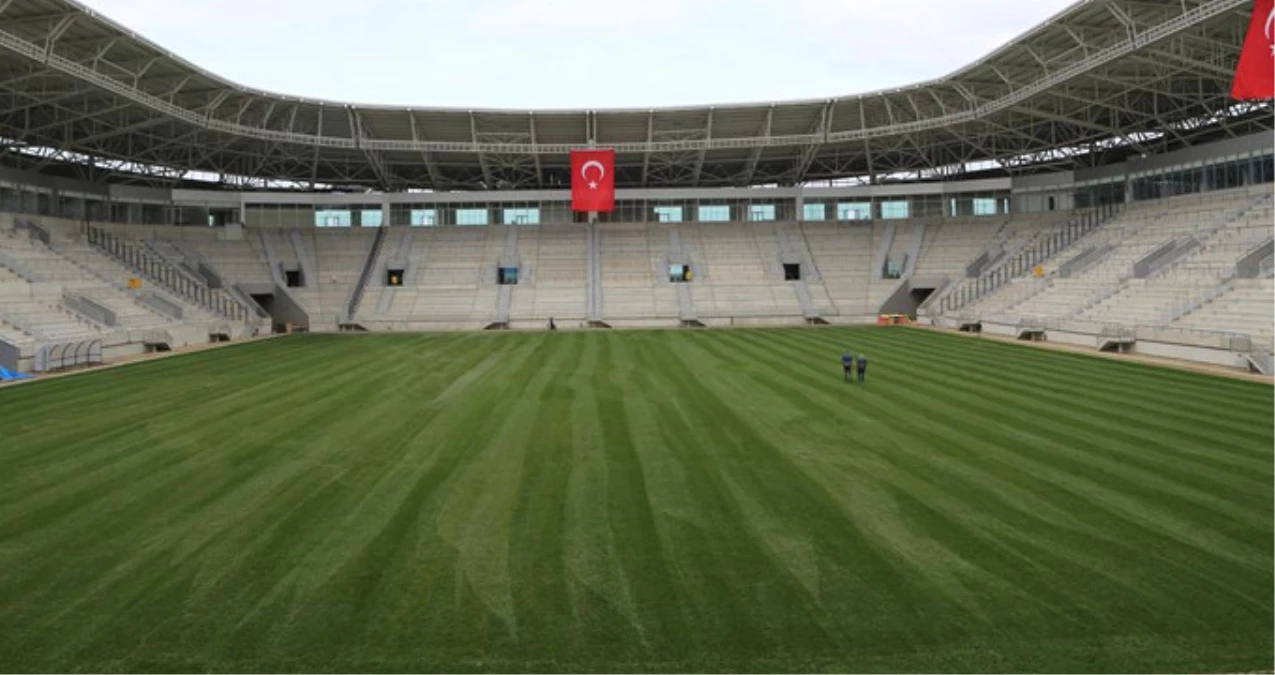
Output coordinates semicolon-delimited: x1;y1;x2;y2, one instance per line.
0;328;1268;673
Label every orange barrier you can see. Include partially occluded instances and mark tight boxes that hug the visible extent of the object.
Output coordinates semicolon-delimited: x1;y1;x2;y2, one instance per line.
877;314;914;326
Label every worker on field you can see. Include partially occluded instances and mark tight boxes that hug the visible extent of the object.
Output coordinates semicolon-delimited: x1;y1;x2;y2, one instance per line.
842;350;854;383
548;316;557;331
857;353;869;383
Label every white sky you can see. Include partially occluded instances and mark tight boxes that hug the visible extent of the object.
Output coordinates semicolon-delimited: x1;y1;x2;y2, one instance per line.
77;0;1077;109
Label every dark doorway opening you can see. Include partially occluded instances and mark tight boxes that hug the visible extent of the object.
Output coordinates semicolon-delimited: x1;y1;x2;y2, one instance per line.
387;269;404;287
497;267;519;285
284;269;303;287
783;263;801;281
911;287;934;306
669;264;693;283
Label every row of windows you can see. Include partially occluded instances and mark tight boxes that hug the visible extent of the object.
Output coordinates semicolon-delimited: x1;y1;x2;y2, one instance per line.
1077;153;1274;207
1130;154;1274;202
315;208;548;227
315;209;383;228
802;203;875;221
311;200;941;226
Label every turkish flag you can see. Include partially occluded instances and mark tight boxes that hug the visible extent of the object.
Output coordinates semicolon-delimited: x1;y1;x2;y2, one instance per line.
1232;0;1274;100
571;149;616;213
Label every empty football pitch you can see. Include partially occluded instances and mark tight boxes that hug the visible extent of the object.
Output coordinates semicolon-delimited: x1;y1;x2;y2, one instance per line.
0;328;1270;673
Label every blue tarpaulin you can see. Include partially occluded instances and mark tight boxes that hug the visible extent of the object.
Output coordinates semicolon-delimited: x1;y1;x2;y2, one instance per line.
0;367;34;381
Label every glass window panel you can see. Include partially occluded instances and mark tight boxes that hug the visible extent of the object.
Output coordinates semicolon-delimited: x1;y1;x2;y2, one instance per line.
315;210;352;227
456;208;489;226
410;209;437;226
747;204;775;221
697;205;731;222
502;208;541;225
654;206;683;223
880;201;910;219
836;202;872;220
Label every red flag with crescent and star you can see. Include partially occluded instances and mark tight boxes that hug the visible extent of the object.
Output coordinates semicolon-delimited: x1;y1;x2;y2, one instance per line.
1232;0;1274;100
571;149;616;213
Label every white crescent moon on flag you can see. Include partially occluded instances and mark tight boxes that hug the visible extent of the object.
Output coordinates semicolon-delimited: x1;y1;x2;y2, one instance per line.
581;160;606;182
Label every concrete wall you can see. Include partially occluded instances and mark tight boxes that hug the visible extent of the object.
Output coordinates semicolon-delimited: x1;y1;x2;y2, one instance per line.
980;322;1018;338
253;284;311;331
1044;329;1100;348
1133;339;1248;369
0;338;20;372
976;320;1253;371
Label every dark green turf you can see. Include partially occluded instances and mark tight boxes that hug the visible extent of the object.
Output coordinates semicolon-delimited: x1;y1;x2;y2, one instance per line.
0;328;1270;673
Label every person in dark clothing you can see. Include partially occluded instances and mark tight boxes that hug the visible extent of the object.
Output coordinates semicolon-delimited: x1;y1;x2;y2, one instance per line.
841;350;854;382
548;317;557;331
857;354;868;383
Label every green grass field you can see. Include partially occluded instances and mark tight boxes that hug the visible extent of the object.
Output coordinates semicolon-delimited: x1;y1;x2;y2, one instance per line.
0;328;1270;673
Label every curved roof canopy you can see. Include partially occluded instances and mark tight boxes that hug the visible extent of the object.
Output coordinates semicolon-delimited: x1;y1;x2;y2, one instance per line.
0;0;1267;191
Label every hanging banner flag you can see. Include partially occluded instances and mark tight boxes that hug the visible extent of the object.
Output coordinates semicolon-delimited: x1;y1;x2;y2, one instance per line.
1231;0;1274;100
571;149;616;213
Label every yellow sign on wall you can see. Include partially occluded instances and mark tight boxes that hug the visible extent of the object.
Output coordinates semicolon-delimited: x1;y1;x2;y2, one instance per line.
1032;265;1046;278
127;277;142;289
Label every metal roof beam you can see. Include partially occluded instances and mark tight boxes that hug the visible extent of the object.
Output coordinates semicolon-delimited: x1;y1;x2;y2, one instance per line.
258;99;276;128
408;111;442;188
348;107;391;190
641;110;652;187
741;105;773;186
793;100;833;185
528;112;542;188
21;101;134;136
1132;49;1233;78
44;14;75;50
692;107;713;187
66;115;170;145
131;57;158;86
470;110;494;188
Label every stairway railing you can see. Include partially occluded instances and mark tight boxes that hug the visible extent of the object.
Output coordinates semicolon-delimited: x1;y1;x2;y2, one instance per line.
942;202;1123;313
85;225;252;321
345;226;387;323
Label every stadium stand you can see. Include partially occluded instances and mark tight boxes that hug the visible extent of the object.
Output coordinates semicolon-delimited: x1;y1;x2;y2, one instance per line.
3;176;1266;374
1173;277;1275;345
800;222;875;319
961;187;1271;339
597;221;680;325
0;218;266;372
362;227;498;330
291;229;376;330
511;224;589;325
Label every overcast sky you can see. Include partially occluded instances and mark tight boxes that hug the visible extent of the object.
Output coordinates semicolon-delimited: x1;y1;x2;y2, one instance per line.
77;0;1076;109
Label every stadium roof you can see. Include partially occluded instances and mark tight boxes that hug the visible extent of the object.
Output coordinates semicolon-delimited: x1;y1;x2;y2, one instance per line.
0;0;1268;191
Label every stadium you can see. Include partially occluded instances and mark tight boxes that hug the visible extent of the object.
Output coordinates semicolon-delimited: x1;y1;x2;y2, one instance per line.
0;0;1272;672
